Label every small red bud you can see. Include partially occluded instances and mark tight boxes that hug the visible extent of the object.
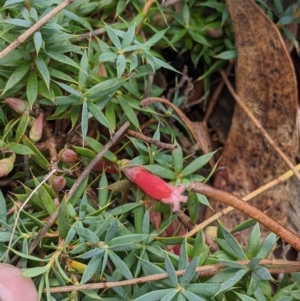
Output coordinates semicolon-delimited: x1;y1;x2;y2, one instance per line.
207;29;223;38
93;160;118;173
5;98;29;114
52;176;66;191
0;153;15;177
59;149;78;163
29;114;43;143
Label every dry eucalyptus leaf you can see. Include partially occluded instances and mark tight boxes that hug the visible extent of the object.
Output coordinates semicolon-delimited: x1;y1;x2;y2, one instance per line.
204;0;299;243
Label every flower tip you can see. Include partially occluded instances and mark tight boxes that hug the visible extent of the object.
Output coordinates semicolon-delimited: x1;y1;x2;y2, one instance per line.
5;98;29;114
0;153;16;177
29;114;43;143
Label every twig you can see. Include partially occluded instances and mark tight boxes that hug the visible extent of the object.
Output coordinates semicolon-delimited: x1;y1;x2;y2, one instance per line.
186;163;300;238
26;121;130;256
126;129;177;150
189;182;300;252
6;168;57;263
46;259;300;293
220;70;300;183
203;62;233;124
0;0;74;60
136;0;156;33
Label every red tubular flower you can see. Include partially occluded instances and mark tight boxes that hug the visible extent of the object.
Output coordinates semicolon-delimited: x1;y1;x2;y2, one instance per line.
123;166;187;212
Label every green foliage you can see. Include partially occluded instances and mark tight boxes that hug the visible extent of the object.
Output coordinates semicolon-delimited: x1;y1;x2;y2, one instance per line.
0;0;299;300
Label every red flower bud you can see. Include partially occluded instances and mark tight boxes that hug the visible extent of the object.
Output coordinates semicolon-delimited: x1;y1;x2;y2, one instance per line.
29;114;43;142
59;149;78;163
5;98;29;114
207;29;223;38
52;176;66;191
0;153;15;177
123;165;187;212
93;160;118;174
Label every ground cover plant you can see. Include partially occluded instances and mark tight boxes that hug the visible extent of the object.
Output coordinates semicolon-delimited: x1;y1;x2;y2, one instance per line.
1;0;300;300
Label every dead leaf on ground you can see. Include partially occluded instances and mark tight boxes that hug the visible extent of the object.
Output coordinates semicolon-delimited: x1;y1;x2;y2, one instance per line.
204;0;299;244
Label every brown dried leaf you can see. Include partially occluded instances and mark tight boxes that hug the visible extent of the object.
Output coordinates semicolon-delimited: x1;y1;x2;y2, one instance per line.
205;0;299;242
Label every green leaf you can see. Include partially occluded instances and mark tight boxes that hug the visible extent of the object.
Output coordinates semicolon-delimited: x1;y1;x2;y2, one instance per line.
106;25;122;50
77;247;105;259
33;31;43;54
53;81;82;97
46;51;80;69
109;203;142;216
26;72;38;109
0;190;6;223
214;50;237;60
172;141;183;173
180;256;199;287
187;192;200;224
74;227;100;245
256;233;277;259
116;54;126;78
182;290;207;301
7;142;34;155
234;293;257;301
79;50;89;89
98;173;108;207
2;18;32;27
146;28;168;47
110;234;148;247
182;151;216;177
87;101;111;129
34;177;56;215
165;253;179;287
133;289;175;301
85;77;125;98
35;57;50;89
80;254;102;284
22;135;50;169
2;62;31;94
247;223;261;258
15;111;29;143
109;250;133;279
105;220;118;243
178;239;189;270
220;226;247;260
68;175;89;206
152;56;178;73
22;265;50;277
118;95;139;128
196;60;226;81
99;52;119;62
253;265;273;281
122;25;135;49
215;268;248;295
160;290;178;301
58;198;70;239
81;100;88;142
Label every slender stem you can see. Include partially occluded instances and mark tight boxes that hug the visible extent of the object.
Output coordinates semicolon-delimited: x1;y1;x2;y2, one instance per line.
189;182;300;252
186;163;300;237
46;259;300;293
